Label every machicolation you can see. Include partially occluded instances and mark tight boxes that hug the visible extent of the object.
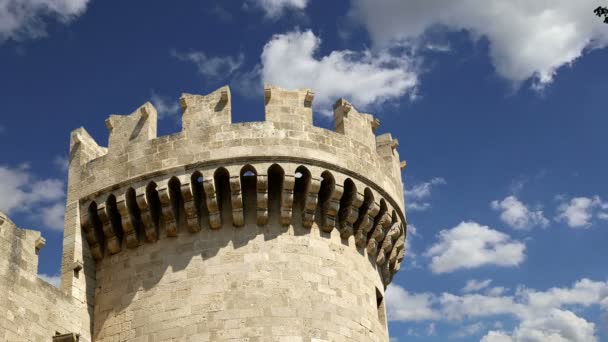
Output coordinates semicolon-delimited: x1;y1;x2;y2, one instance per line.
1;85;408;342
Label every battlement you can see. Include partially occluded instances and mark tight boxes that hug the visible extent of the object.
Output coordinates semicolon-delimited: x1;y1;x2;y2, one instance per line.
0;211;89;341
49;85;411;342
68;85;404;206
64;85;408;289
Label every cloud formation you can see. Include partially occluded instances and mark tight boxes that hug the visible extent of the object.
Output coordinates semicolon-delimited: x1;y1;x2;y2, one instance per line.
425;221;526;273
150;92;180;120
171;50;245;80
462;279;493;293
248;0;309;18
260;30;418;114
556;196;608;228
385;285;439;321
388;278;608;342
405;177;445;212
0;164;65;231
0;0;89;42
491;196;549;230
349;0;608;89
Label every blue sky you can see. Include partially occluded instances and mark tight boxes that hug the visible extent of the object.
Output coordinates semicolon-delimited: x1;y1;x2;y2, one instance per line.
1;0;607;341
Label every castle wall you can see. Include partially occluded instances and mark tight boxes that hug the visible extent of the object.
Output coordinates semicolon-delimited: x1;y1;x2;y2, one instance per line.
56;85;408;342
0;213;90;342
93;221;388;342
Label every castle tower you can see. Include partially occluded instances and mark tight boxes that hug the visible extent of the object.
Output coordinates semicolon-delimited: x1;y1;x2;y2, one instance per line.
2;85;408;342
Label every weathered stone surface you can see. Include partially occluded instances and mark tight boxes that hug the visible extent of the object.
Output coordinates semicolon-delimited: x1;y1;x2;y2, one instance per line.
0;85;408;342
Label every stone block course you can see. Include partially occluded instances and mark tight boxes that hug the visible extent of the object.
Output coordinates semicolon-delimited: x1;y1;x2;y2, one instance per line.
0;85;407;341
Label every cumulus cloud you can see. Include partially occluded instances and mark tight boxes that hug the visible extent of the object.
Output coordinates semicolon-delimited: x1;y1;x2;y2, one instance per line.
462;279;493;293
260;30;418;114
247;0;308;18
405;177;445;212
491;196;549;230
349;0;608;89
171;50;245;80
0;164;65;231
483;309;598;342
386;284;440;321
425;221;526;274
556;196;607;228
0;0;90;42
38;273;60;287
389;278;608;341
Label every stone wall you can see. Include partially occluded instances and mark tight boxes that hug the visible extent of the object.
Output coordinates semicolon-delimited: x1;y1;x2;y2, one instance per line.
0;212;90;341
93;221;388;342
53;85;408;341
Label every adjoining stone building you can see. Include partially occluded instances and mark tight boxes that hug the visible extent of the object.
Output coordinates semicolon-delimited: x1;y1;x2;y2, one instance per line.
0;85;408;341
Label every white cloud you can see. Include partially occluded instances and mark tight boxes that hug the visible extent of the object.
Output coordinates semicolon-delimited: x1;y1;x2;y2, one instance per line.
0;0;89;42
248;0;308;18
405;177;445;212
425;221;526;274
463;279;493;293
38;273;60;287
481;330;513;342
483;309;598;342
171;50;244;80
349;0;608;89
36;202;65;231
386;284;440;321
53;155;69;172
150;92;180;120
260;30;418;114
0;164;65;230
491;196;549;230
390;278;608;340
556;196;607;228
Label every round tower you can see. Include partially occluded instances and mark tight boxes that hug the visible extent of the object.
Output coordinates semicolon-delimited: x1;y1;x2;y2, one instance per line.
61;85;408;341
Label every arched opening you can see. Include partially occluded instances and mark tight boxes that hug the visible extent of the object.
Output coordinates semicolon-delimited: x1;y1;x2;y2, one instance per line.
87;201;104;256
145;181;162;239
191;171;209;230
267;164;285;223
214;167;232;226
240;165;257;224
316;171;336;231
168;176;185;234
338;178;357;238
126;187;145;243
293;166;311;225
105;194;124;250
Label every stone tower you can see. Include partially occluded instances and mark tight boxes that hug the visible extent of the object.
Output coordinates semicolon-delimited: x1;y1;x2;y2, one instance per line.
0;85;408;342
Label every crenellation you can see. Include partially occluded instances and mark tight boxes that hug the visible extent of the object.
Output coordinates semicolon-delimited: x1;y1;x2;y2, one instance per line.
181;86;231;131
2;85;409;341
106;102;157;153
264;85;314;126
69;127;108;169
334;98;377;151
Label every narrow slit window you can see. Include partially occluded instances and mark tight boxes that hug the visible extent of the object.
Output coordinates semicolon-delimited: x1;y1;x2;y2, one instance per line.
376;287;386;327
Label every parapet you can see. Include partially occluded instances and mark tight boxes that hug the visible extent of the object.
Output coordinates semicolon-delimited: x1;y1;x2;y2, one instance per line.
66;85;408;287
0;212;88;341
